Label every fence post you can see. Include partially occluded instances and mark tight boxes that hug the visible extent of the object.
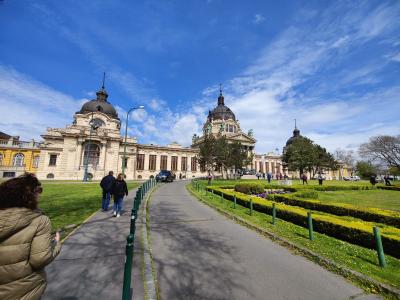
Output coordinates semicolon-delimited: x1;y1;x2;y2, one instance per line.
373;227;386;268
249;198;253;216
233;195;236;208
272;203;276;225
130;214;136;235
122;234;134;300
307;212;314;241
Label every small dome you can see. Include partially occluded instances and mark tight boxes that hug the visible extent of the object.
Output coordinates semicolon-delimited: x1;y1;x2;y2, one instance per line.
208;90;236;121
78;87;119;119
285;127;302;147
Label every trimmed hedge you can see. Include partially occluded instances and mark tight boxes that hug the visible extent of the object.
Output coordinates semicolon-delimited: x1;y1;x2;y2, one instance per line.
206;186;400;259
267;194;400;228
378;186;400;191
234;183;264;194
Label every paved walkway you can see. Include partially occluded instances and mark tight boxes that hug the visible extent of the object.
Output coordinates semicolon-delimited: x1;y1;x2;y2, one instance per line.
42;188;145;300
149;181;377;300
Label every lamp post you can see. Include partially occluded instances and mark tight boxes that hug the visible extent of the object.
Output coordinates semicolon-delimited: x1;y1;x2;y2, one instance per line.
122;106;144;177
83;113;96;182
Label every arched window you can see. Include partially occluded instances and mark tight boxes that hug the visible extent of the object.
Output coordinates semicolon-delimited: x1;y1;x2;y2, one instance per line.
83;144;100;166
46;173;55;179
33;156;40;168
13;153;24;167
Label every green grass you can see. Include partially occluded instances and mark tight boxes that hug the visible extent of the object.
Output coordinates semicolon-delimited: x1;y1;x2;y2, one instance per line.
188;184;400;298
39;181;140;230
318;190;400;212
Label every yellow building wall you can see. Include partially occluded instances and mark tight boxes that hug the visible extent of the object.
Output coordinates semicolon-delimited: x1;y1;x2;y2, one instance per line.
0;148;41;173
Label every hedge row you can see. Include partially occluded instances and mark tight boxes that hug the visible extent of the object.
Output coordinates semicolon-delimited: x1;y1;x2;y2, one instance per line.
206;186;400;259
267;194;400;228
377;186;400;191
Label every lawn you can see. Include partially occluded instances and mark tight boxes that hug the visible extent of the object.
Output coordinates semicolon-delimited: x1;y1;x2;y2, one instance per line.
187;183;400;298
39;181;140;230
318;190;400;212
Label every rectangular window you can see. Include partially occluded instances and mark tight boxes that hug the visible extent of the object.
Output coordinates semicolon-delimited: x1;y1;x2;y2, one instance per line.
266;162;269;173
191;157;197;172
181;157;187;171
122;157;128;168
137;154;145;170
149;155;157;171
160;155;168;170
49;154;57;166
259;161;263;173
271;162;275;174
171;156;178;171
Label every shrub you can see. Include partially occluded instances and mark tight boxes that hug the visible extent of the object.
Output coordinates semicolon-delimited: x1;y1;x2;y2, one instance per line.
205;186;400;258
234;183;264;194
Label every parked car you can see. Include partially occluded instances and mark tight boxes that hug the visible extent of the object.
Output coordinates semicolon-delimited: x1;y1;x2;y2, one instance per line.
156;170;174;182
343;176;360;181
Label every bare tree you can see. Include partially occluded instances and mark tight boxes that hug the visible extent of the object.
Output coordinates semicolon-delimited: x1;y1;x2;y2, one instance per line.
335;149;356;169
359;135;400;169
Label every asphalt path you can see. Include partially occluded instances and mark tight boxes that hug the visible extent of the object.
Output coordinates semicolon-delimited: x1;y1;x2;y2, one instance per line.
149;181;377;300
42;188;144;300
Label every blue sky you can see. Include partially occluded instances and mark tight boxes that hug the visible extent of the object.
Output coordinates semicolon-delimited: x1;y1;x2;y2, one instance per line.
0;0;399;154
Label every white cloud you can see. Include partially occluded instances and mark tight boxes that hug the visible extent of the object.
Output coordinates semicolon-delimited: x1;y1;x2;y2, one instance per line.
0;65;83;140
253;14;265;24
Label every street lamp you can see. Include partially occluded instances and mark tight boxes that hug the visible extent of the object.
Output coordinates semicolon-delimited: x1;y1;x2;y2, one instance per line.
122;106;144;176
83;112;99;182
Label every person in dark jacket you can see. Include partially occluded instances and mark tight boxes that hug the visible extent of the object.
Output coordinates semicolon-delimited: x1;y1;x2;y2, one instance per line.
111;173;128;217
100;171;115;211
0;173;61;300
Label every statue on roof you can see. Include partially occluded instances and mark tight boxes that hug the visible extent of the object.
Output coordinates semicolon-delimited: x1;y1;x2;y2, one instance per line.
248;129;253;137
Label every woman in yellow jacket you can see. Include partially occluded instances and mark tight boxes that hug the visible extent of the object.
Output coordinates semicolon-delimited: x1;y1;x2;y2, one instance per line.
0;173;61;300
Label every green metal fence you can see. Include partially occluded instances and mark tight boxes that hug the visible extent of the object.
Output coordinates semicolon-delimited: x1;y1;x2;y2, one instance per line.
122;178;156;300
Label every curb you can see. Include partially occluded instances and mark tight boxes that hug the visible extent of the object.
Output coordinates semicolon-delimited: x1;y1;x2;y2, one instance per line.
142;184;159;300
60;209;99;243
187;186;400;300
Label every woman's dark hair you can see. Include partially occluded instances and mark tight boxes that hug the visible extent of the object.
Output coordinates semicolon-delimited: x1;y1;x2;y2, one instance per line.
0;173;41;210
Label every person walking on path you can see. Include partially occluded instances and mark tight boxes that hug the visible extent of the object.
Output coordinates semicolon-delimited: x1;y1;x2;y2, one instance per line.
370;175;377;187
267;172;272;183
301;173;308;185
111;173;128;217
207;172;212;185
317;173;324;185
100;171;115;211
0;173;61;300
384;175;392;186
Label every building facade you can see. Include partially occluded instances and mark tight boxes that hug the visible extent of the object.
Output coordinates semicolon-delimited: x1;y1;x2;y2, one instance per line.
3;83;350;181
0;132;41;178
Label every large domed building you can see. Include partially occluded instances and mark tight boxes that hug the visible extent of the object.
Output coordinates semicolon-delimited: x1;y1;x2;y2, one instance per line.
29;80;350;181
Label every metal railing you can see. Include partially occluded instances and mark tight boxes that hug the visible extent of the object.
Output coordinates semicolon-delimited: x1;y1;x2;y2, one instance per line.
122;177;157;300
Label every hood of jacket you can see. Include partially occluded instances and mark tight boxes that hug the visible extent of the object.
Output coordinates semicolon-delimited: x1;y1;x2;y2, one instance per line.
0;207;42;241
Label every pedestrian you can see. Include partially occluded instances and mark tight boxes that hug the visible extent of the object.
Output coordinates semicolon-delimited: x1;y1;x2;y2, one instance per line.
111;173;128;217
0;173;61;300
384;175;391;186
100;171;115;212
267;172;272;183
301;173;308;185
179;173;182;180
257;173;260;180
370;175;377;186
262;172;265;179
318;173;324;185
207;172;212;185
